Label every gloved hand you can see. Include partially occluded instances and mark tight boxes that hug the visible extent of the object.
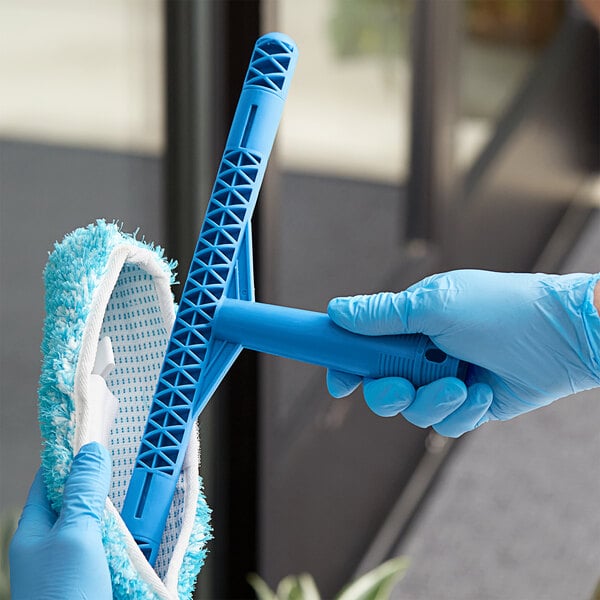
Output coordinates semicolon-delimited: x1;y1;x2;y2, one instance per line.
327;270;600;437
10;442;112;600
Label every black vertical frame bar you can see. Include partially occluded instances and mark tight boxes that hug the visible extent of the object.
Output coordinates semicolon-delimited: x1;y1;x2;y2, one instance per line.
164;1;260;598
407;0;462;251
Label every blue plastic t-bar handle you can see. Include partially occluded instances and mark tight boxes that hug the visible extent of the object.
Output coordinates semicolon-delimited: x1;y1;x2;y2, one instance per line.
121;32;470;567
213;299;468;387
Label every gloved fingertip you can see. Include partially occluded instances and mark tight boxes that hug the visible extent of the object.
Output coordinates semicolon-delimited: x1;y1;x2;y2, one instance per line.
327;297;354;330
474;414;491;429
329;292;416;335
59;443;112;525
326;369;362;398
402;378;467;429
79;440;111;459
469;383;494;406
447;377;469;398
75;442;111;483
364;377;415;417
432;382;493;438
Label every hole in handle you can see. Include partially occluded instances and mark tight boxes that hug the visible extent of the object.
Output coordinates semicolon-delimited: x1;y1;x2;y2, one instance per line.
425;348;447;364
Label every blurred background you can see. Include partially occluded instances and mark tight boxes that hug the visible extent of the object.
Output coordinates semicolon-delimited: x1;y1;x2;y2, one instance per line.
1;0;599;598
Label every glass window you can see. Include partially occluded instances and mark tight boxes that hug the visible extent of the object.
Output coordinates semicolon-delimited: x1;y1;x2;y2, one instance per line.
456;0;565;169
277;0;413;183
0;0;163;153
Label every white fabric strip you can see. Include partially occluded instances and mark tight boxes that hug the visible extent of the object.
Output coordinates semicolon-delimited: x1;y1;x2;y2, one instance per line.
73;244;201;599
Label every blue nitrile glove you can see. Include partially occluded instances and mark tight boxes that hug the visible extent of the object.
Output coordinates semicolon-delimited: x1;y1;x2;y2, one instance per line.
327;270;600;437
10;442;112;600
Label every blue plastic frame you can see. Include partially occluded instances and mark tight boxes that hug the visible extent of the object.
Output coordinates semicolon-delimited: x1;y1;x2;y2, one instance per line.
121;32;468;566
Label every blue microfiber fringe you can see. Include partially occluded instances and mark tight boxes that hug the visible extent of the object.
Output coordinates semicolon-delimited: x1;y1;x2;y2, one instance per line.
38;220;212;599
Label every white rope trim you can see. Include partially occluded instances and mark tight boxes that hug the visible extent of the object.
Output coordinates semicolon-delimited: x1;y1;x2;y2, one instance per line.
164;423;201;594
74;243;199;598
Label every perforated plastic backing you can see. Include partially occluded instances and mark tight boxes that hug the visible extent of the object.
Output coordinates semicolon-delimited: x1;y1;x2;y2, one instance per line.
100;263;185;579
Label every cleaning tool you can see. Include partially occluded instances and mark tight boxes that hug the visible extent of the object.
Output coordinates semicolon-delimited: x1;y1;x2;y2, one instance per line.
38;221;211;599
122;32;469;565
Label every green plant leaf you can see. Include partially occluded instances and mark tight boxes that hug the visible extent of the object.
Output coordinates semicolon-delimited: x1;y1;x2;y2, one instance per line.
276;575;299;600
0;510;19;600
248;558;406;600
295;573;321;600
278;574;319;600
247;573;278;600
248;572;321;600
335;557;409;600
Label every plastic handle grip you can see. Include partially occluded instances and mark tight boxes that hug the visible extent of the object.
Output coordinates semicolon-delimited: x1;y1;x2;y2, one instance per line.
121;32;298;566
213;299;468;386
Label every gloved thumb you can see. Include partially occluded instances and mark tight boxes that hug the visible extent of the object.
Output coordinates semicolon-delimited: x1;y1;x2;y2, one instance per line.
58;442;111;528
328;290;440;336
